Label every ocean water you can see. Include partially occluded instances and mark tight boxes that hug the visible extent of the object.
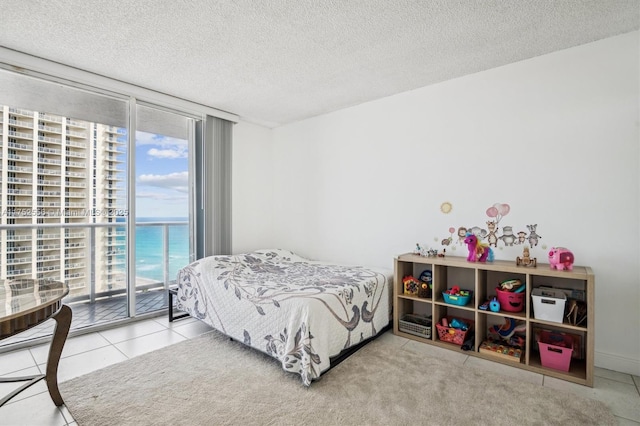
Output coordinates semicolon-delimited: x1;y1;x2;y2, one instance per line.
134;217;191;283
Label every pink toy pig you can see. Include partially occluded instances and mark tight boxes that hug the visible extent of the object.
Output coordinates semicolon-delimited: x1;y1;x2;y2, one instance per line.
548;247;574;271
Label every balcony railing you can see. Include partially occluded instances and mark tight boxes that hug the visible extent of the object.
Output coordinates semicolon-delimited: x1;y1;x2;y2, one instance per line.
0;221;190;307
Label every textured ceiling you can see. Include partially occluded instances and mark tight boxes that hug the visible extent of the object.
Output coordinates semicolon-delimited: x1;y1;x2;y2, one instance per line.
0;0;638;127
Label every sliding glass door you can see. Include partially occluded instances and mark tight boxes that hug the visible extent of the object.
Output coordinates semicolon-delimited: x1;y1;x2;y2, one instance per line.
0;70;201;346
0;69;132;337
133;104;195;315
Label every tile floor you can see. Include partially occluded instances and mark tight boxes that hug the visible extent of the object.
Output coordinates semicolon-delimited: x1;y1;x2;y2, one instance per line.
0;289;168;348
0;315;638;426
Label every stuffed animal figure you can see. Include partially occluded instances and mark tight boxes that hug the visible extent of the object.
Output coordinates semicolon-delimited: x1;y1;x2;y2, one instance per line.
464;232;493;262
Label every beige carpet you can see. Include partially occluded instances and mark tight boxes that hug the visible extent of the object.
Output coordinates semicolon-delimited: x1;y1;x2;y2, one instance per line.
60;330;615;426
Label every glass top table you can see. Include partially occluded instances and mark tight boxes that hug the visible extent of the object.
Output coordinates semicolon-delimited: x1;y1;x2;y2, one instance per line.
0;279;72;407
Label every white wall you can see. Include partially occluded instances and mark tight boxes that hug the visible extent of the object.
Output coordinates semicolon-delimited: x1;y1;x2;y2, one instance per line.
232;121;274;253
268;32;640;375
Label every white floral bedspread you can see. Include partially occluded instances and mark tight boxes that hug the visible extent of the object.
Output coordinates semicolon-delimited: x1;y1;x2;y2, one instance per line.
176;249;391;386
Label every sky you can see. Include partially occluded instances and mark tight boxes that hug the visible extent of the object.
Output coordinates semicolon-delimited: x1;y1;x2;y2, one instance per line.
134;131;189;218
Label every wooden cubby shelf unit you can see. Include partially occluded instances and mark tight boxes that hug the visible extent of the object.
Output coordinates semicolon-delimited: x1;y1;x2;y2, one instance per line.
393;253;595;387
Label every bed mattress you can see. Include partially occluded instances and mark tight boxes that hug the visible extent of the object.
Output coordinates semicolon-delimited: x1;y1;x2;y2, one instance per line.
175;249;392;385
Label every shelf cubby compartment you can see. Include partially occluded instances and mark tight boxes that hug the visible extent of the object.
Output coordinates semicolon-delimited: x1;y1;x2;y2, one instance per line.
393;253;594;387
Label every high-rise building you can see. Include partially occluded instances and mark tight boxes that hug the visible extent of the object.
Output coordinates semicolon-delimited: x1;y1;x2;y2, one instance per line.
0;105;127;298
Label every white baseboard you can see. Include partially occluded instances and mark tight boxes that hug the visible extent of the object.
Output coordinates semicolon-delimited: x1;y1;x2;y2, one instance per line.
595;350;640;376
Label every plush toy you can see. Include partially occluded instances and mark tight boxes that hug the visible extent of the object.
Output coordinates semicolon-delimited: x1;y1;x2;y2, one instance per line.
464;232;494;262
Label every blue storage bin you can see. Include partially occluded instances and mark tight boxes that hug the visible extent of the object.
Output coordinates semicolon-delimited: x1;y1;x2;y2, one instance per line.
442;290;472;306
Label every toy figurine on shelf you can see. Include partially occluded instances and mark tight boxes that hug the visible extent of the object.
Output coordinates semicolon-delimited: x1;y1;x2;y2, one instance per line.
437;248;446;258
548;247;574;271
516;246;537;267
427;249;438;257
402;275;421;296
464;232;493;262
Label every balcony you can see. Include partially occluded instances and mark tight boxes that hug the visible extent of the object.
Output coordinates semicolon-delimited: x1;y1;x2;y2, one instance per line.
65;118;87;129
66;140;87;149
8;107;34;117
38;145;62;155
66;130;87;138
5;257;31;265
65;150;87;158
6;268;32;277
7;153;33;162
38;112;63;123
7;131;33;141
7;165;34;173
9;118;34;129
0;220;190;349
7;141;32;150
38;124;62;134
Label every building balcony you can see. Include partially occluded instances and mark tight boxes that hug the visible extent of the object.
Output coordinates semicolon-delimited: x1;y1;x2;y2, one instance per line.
37;201;62;208
38;157;62;165
37;144;63;154
65;140;86;149
7;154;33;162
7;166;34;174
37;265;61;273
5;257;31;265
66;118;87;129
37;243;61;250
37;168;62;176
36;233;60;240
8;107;34;117
36;178;61;186
6;268;32;276
65;231;86;238
9;118;34;129
65;242;86;249
65;150;87;158
66;130;87;138
66;181;86;188
64;252;85;260
0;221;189;348
5;233;33;241
6;246;33;253
104;155;125;163
38;112;63;123
65;202;86;208
38;124;62;134
65;191;85;198
105;258;126;266
7;141;33;150
64;272;85;279
0;288;170;350
37;190;62;196
38;136;63;145
5;200;32;207
6;177;32;184
37;254;61;262
7;131;33;141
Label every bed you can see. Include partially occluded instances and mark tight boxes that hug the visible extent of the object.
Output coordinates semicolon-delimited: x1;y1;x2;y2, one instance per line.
175;249;392;386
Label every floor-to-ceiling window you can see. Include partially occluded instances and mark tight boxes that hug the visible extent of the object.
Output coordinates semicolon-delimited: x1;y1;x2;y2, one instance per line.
0;69;203;347
133;104;195;316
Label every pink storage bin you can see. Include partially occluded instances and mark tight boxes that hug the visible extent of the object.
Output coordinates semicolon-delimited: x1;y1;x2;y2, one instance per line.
538;331;573;372
495;287;525;312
